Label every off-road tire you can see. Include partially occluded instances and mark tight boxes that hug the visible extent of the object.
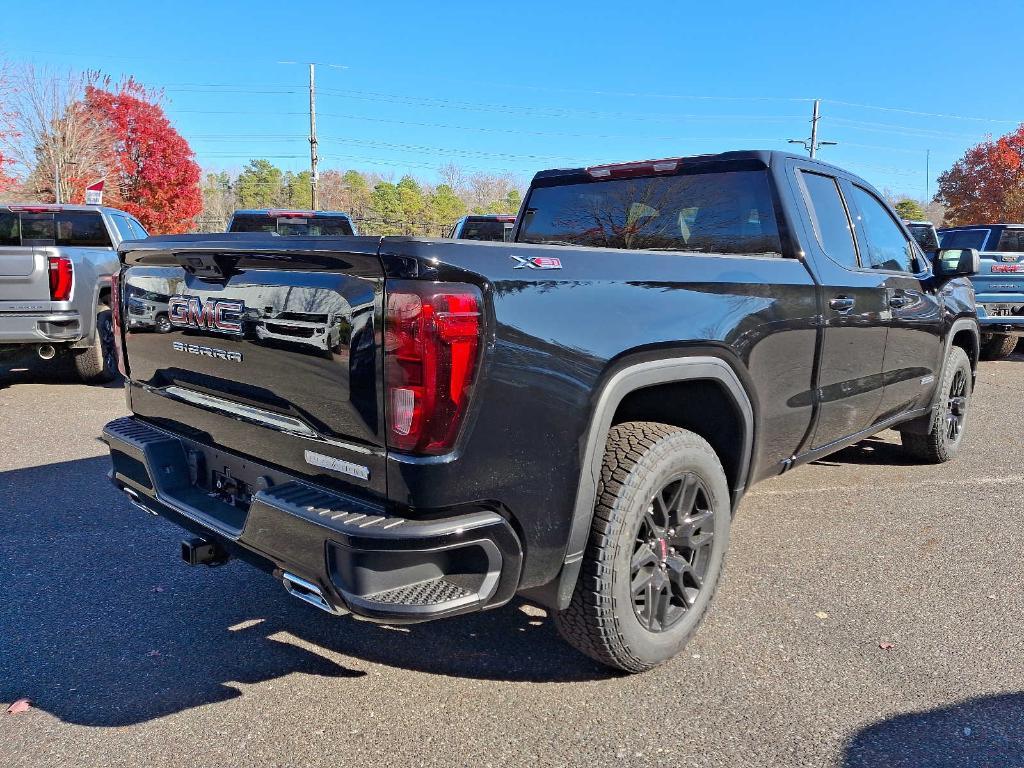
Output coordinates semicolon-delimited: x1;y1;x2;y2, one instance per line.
979;333;1017;361
553;422;731;673
901;346;972;463
73;306;118;384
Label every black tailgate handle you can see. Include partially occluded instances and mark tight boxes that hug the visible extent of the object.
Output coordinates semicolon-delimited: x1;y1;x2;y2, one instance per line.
174;251;241;281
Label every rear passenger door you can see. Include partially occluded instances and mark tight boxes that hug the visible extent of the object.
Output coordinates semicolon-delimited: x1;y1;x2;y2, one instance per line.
791;166;889;449
843;183;943;419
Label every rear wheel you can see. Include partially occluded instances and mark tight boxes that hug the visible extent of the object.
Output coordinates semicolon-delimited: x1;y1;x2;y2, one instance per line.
554;422;731;673
901;346;971;463
979;333;1017;361
73;306;118;384
154;313;172;334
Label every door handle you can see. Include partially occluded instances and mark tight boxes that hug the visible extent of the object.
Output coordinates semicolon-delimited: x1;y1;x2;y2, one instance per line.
829;295;855;312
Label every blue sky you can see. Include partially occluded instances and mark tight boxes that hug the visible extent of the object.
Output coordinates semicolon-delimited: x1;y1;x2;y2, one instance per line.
3;0;1023;198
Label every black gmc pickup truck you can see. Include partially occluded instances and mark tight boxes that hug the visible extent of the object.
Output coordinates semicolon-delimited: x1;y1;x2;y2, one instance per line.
103;150;981;673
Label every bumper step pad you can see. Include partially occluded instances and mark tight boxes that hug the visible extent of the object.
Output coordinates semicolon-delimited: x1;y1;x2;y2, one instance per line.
103;416;523;623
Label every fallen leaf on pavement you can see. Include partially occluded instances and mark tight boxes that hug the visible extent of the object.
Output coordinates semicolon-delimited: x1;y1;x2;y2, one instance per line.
6;698;31;715
879;642;895;651
815;611;828;619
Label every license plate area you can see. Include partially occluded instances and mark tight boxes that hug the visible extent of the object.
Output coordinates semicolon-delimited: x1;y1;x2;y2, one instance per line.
211;470;253;510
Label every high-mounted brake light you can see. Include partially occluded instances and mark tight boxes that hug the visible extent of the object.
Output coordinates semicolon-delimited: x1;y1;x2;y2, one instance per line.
9;205;61;213
109;272;128;377
384;281;483;455
586;158;682;179
269;209;311;218
48;256;73;301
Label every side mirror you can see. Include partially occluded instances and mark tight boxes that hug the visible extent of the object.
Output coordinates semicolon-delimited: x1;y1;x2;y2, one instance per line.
934;248;979;277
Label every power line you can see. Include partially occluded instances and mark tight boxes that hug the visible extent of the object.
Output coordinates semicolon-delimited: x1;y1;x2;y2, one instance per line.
825;99;1020;125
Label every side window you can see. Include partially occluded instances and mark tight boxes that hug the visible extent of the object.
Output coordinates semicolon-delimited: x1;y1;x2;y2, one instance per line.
54;212;112;247
128;218;149;238
940;228;989;250
0;210;19;246
110;215;136;243
849;186;918;273
799;171;859;269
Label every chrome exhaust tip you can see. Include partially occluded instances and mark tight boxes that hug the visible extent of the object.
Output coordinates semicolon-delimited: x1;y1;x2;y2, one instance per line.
282;572;345;615
37;344;56;360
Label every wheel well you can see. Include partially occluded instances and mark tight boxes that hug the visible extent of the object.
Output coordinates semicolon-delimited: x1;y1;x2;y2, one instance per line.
611;379;746;495
952;328;979;370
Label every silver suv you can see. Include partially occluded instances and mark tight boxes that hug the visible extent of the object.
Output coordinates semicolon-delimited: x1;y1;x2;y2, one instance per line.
0;204;148;383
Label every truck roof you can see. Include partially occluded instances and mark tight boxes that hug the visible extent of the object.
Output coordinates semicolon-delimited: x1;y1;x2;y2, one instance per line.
232;209;353;218
0;203;131;215
529;149;844;185
939;223;1024;230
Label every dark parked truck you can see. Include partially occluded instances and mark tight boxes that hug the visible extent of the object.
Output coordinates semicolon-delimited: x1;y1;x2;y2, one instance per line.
103;151;981;673
938;224;1024;359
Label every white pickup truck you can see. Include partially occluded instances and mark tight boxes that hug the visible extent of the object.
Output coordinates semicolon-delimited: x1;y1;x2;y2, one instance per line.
0;203;148;383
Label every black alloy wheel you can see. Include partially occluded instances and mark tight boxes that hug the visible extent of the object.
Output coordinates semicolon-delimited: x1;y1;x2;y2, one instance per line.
631;473;716;632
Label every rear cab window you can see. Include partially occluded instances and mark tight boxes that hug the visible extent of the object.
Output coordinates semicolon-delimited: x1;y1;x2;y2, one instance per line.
458;218;513;241
229;213;355;236
517;168;783;256
18;211;112;247
0;210;19;246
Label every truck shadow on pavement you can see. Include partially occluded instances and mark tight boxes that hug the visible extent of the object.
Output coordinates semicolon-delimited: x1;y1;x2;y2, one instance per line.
842;692;1024;767
0;357;123;389
0;457;608;728
812;437;920;467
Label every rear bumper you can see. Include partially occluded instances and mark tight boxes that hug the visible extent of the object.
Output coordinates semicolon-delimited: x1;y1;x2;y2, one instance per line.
0;311;84;344
102;416;523;623
975;297;1024;335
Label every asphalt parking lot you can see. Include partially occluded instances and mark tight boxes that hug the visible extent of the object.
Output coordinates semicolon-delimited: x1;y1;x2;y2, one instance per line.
2;353;1023;768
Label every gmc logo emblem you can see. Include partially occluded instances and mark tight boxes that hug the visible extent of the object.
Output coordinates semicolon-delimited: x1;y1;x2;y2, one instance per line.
168;295;245;335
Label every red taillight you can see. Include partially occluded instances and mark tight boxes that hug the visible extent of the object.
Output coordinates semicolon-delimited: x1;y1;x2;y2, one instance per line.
384;281;483;455
109;272;128;377
48;256;73;301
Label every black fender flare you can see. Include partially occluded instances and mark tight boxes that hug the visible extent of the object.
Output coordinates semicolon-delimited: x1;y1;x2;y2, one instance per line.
901;317;980;435
538;355;755;610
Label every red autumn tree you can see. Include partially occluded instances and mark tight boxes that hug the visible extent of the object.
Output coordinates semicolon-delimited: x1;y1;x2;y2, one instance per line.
935;125;1024;226
84;78;201;233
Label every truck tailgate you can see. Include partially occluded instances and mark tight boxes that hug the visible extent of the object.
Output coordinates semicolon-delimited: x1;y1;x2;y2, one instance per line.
119;236;387;497
0;246;49;301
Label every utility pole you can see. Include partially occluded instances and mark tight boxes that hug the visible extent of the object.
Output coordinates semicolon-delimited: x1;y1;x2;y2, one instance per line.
925;149;931;201
809;99;820;159
789;99;837;158
309;63;319;211
53;138;62;204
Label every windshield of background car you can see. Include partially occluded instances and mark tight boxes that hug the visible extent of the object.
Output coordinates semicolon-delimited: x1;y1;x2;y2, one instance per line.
939;228;989;250
518;170;782;255
908;224;939;251
459;220;510;241
229;214;354;236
